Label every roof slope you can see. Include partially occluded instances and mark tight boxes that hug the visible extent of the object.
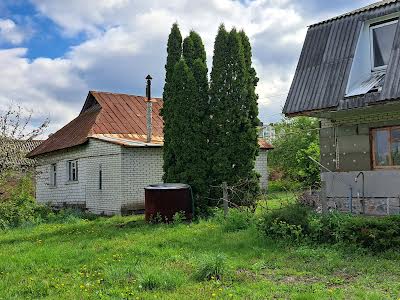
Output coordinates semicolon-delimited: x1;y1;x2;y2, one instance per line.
312;0;399;27
28;90;272;157
1;138;43;168
28;91;163;157
283;0;400;115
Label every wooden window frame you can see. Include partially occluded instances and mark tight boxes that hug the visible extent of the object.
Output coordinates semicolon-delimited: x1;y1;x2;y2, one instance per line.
371;126;400;169
50;163;57;187
67;160;79;182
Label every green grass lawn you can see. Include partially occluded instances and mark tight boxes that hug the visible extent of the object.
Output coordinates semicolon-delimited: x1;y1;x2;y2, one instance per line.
1;215;400;299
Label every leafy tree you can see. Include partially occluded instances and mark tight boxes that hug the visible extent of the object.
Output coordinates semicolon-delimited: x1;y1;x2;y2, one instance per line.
268;117;320;187
0;104;49;173
209;26;260;206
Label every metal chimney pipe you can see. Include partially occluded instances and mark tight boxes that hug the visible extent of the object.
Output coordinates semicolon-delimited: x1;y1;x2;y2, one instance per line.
145;75;153;143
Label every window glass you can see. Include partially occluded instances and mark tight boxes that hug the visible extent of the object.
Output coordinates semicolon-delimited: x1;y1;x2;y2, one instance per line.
372;22;397;68
374;129;390;166
68;160;78;181
391;128;400;165
50;163;57;186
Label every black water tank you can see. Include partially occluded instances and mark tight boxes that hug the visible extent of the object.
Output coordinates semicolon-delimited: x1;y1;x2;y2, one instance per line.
144;184;193;222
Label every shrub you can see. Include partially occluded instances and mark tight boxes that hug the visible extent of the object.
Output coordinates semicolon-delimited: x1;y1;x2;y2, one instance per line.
194;253;227;281
258;203;400;251
258;203;310;234
214;208;254;232
0;174;46;229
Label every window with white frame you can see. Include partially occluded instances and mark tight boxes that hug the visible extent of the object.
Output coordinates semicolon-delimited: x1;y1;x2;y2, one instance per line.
346;17;399;97
68;160;78;181
370;19;398;71
50;163;57;186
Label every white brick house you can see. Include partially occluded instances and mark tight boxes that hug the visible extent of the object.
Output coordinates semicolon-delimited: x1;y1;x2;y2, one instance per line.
28;91;273;215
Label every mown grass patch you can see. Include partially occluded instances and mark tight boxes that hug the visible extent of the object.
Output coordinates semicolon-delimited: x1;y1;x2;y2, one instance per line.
0;215;400;299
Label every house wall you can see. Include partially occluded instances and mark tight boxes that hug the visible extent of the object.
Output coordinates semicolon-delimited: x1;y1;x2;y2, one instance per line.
35;139;123;215
121;147;164;213
36;141;270;215
255;150;268;190
319;108;400;214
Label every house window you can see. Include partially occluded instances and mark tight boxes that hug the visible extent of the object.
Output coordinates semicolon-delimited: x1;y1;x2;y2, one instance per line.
99;164;102;190
372;126;400;168
50;163;57;186
370;20;398;71
68;160;78;181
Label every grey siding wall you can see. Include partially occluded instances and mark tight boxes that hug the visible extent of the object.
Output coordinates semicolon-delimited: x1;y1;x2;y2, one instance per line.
35;139;123;215
322;171;400;215
320;109;400;172
319;109;400;215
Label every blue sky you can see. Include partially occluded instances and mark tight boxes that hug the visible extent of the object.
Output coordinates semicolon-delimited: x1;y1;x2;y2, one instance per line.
0;0;375;135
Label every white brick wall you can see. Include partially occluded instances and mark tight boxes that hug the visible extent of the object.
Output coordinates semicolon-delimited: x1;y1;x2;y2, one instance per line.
35;139;123;215
35;140;269;215
121;147;164;210
255;150;268;189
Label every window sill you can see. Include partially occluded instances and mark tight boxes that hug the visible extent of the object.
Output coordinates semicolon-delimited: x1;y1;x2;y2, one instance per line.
65;180;79;185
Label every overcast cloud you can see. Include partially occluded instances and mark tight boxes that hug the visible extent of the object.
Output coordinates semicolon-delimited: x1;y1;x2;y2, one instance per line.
0;0;374;135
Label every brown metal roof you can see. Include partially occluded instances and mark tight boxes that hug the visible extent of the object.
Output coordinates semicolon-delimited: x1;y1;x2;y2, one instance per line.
28;91;163;157
258;139;274;150
28;90;272;157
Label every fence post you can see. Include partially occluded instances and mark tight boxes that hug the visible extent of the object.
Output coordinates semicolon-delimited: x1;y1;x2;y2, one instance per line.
223;181;228;217
320;180;327;213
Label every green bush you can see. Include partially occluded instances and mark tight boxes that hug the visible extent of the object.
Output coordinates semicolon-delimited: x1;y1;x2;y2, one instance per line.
258;204;400;251
0;174;96;229
0;174;48;229
194;253;227;281
214;208;254;232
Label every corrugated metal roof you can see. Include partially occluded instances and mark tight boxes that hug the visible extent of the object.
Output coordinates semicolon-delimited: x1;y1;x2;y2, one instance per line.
28;91;163;157
283;0;400;115
1;138;43;168
311;0;399;27
28;91;273;157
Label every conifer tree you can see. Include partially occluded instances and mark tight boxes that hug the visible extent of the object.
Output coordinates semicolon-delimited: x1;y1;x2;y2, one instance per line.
181;32;210;212
162;23;182;183
209;26;260;206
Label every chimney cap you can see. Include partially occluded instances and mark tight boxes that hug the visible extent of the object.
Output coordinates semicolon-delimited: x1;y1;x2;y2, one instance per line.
146;74;153;80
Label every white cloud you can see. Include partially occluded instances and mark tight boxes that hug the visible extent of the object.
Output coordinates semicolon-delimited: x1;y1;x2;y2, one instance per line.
0;48;87;134
0;18;26;45
0;0;377;136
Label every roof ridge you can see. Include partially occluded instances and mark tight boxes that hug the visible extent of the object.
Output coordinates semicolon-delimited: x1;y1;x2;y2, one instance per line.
90;90;162;100
310;0;399;27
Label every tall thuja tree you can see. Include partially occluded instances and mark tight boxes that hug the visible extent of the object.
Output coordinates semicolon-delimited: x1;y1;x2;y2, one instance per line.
208;25;230;206
236;30;260;200
209;26;260;206
181;31;210;212
163;59;197;183
162;23;182;182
